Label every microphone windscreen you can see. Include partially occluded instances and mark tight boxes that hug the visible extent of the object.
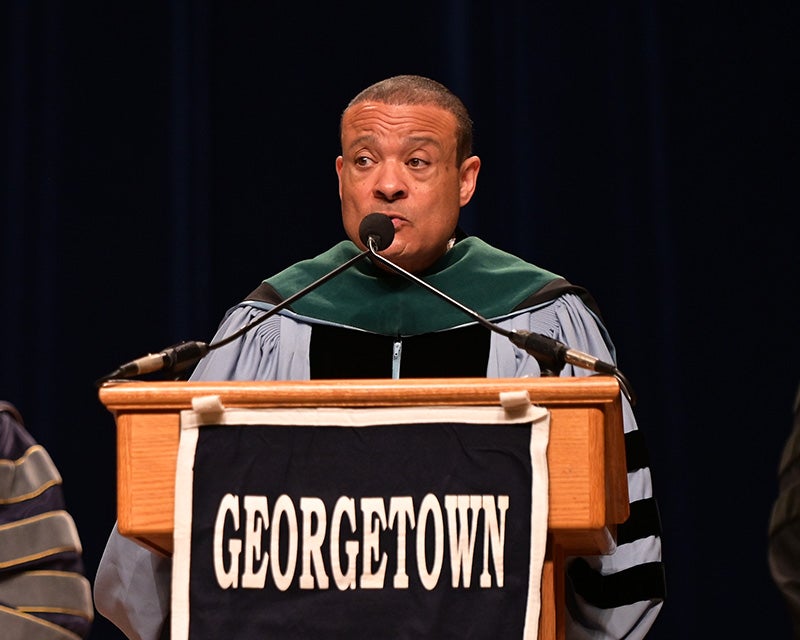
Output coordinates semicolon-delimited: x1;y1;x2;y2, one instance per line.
358;213;395;251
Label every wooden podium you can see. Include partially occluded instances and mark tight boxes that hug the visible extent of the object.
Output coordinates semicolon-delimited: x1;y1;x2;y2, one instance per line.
99;376;628;640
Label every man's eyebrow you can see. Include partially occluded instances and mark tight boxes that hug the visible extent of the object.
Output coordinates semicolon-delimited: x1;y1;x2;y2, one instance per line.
347;135;377;149
406;135;443;150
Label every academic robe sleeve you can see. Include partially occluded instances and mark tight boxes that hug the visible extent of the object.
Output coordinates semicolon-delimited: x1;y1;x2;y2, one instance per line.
190;304;311;381
493;294;666;639
93;306;291;640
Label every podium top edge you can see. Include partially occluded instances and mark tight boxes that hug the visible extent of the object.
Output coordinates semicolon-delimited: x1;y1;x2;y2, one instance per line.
98;377;622;412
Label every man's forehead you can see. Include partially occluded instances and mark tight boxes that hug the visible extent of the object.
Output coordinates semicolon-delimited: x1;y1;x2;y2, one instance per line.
342;101;457;140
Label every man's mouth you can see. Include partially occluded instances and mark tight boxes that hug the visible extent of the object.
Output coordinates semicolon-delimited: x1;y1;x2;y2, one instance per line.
383;213;407;228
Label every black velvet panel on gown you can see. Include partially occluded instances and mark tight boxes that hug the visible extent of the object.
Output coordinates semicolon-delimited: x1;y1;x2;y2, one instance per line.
309;324;491;379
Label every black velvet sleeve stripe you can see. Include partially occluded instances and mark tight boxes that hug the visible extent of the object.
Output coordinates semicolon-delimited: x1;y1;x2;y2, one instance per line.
245;282;286;306
616;498;662;544
568;558;667;609
624;429;650;472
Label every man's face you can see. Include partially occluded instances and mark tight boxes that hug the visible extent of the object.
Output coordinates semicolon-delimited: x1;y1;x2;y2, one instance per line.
336;101;480;274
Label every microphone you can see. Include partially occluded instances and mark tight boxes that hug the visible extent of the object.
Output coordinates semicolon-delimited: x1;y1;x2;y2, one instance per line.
358;212;395;250
506;330;618;376
108;340;210;379
95;214;396;387
362;214;636;405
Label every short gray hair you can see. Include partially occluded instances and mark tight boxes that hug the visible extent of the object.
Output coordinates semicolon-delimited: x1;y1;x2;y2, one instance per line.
342;75;474;165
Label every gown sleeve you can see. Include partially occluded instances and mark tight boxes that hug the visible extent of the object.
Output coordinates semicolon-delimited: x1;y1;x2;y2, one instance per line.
492;293;666;639
93;304;298;640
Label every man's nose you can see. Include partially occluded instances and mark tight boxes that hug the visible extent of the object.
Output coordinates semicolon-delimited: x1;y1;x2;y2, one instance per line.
373;161;407;202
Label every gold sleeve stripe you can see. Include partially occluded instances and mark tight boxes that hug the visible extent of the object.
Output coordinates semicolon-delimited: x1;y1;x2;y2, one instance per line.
0;571;94;621
0;511;82;569
0;605;82;640
0;445;62;504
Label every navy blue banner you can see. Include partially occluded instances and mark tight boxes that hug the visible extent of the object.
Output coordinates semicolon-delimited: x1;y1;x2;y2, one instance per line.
174;409;547;639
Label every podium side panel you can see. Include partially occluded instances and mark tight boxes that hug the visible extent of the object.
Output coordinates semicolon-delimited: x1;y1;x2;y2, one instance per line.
117;411;179;556
548;406;618;554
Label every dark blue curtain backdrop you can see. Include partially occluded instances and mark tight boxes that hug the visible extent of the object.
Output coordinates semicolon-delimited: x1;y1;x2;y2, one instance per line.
2;2;797;638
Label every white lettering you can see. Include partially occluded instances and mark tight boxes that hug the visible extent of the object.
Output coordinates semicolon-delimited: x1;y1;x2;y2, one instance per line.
445;494;483;587
242;495;270;588
211;493;511;592
330;497;358;590
270;495;297;591
416;494;444;590
388;496;415;588
299;497;329;589
360;497;388;589
213;493;241;589
480;495;509;587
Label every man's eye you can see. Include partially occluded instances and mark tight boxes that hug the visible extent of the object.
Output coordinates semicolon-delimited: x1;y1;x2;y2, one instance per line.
355;156;372;167
407;158;428;168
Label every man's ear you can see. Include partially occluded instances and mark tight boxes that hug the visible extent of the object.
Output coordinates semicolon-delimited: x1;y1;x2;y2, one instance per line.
335;156;344;199
459;155;481;206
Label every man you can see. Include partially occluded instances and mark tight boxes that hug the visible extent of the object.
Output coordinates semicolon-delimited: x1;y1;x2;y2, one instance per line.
95;75;665;638
769;382;800;635
1;402;94;639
